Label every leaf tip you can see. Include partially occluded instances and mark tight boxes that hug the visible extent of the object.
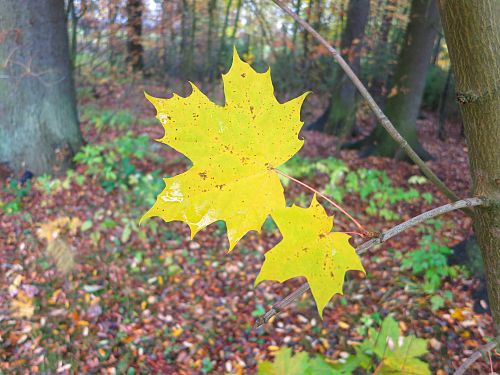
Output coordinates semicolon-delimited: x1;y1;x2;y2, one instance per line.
232;45;241;63
188;223;200;241
144;91;156;104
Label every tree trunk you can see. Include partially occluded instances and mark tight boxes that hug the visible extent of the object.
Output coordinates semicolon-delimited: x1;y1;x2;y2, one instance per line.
159;1;168;72
126;0;144;72
324;0;370;136
180;0;189;74
313;0;323;32
108;0;120;66
291;0;302;58
0;0;83;176
230;0;243;48
216;0;232;68
302;0;314;64
437;67;452;140
438;0;500;334
188;0;197;76
370;0;396;107
371;0;439;160
206;0;217;74
66;0;77;68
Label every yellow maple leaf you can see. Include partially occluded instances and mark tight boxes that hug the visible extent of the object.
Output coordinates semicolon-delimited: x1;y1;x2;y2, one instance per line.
11;290;34;319
255;195;365;317
142;49;309;250
37;217;70;242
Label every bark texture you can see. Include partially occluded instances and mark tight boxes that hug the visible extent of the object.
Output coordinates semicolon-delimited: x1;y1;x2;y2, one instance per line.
325;0;370;136
126;0;144;71
0;0;83;175
438;0;500;334
372;0;439;159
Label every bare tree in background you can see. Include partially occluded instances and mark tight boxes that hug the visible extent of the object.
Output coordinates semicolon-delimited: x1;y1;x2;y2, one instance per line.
369;0;439;160
126;0;144;72
325;0;370;137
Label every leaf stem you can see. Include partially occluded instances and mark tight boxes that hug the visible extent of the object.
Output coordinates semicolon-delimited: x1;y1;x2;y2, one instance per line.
342;231;367;237
273;167;367;235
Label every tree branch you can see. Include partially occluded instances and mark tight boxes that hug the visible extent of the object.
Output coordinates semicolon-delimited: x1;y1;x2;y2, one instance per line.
255;197;487;327
270;0;472;216
453;340;497;375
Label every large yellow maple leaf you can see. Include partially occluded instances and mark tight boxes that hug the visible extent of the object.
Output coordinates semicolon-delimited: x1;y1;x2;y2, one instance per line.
142;49;309;250
255;195;365;317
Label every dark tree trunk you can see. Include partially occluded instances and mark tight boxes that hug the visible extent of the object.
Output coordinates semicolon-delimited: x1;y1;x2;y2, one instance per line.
230;0;243;48
291;0;302;58
180;0;189;73
324;0;370;137
371;0;440;160
216;0;232;67
431;31;443;65
370;0;396;107
206;0;217;74
188;0;197;76
438;0;500;334
437;67;452;140
159;1;168;72
126;0;144;72
302;0;314;65
0;0;83;175
108;0;120;66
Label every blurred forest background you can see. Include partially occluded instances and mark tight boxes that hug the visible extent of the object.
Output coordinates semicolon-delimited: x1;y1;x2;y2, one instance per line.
0;0;498;374
68;0;460;144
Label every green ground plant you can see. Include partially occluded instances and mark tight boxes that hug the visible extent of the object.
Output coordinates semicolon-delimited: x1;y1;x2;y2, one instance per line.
279;155;429;220
0;179;32;214
80;106;134;133
258;316;430;375
401;220;460;294
332;315;430;374
73;132;159;194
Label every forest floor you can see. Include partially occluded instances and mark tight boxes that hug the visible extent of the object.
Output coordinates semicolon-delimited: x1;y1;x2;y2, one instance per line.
0;80;497;374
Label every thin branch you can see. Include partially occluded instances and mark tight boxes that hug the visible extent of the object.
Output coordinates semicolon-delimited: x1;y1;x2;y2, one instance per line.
270;0;472;216
372;359;385;375
376;197;485;244
453;340;497;375
254;197;487;327
274;168;368;234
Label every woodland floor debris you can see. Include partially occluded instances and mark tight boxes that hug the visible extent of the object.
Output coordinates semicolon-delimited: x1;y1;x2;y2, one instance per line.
0;82;496;374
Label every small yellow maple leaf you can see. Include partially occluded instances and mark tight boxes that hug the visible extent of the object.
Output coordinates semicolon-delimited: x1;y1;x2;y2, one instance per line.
37;216;82;242
171;325;183;337
255;195;365;317
142;48;309;251
11;290;34;319
37;217;70;242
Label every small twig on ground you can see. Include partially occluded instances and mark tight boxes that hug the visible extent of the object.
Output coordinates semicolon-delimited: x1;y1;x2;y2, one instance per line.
254;197;487;327
270;0;472;216
453;340;497;375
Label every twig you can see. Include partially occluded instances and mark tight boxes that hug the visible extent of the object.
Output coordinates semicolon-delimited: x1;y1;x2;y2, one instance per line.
453;341;497;375
376;197;485;244
270;0;472;216
372;359;385;375
254;197;486;327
